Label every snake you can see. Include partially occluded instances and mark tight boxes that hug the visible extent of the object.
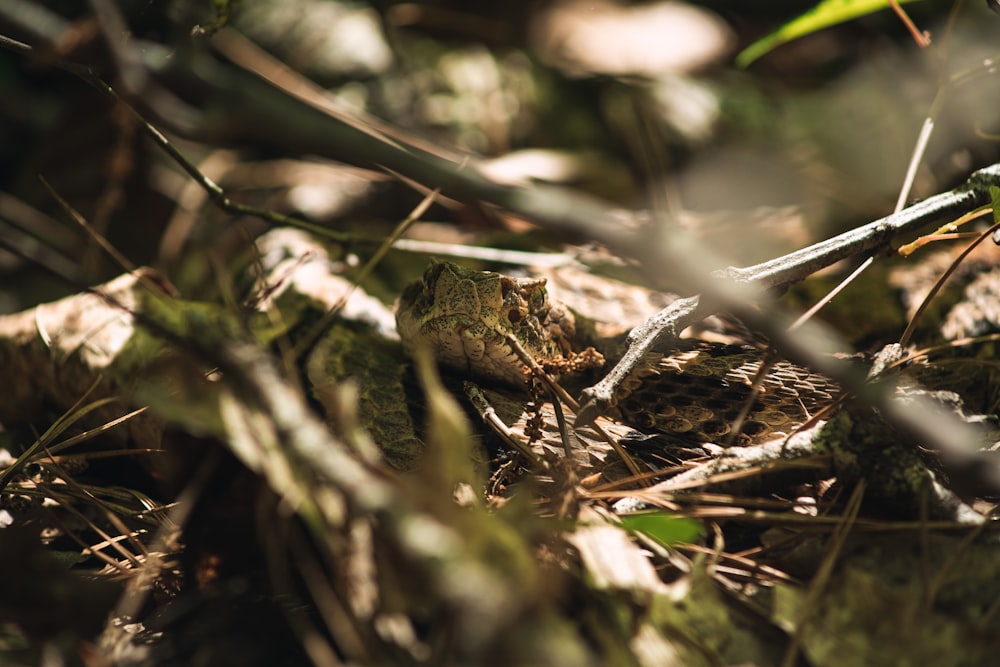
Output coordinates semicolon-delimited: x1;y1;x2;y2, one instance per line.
395;262;841;447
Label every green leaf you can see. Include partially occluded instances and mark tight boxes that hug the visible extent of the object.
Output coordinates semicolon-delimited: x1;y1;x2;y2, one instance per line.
620;512;702;548
736;0;925;68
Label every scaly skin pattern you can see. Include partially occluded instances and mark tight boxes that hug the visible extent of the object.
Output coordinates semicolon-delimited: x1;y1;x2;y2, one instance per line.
396;262;580;386
611;345;840;446
397;262;841;444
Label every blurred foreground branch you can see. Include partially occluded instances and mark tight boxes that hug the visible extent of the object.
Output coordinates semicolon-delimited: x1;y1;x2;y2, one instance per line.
5;2;1000;496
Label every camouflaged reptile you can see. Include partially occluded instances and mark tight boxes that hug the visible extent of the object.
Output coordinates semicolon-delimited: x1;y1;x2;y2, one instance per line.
395;262;841;450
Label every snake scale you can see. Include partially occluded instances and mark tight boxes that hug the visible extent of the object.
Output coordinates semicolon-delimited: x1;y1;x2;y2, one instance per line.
395;262;841;447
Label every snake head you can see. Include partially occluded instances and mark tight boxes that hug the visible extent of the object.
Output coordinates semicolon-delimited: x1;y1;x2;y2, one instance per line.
396;262;573;386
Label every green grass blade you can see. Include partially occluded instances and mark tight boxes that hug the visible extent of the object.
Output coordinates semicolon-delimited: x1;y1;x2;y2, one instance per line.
736;0;925;68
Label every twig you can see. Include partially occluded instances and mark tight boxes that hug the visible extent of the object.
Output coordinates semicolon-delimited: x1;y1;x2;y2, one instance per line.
7;3;1000;494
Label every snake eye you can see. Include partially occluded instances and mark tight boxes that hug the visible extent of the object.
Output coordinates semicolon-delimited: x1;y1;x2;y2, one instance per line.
527;290;548;315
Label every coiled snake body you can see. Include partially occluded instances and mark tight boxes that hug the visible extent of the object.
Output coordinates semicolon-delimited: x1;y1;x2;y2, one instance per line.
396;263;840;446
